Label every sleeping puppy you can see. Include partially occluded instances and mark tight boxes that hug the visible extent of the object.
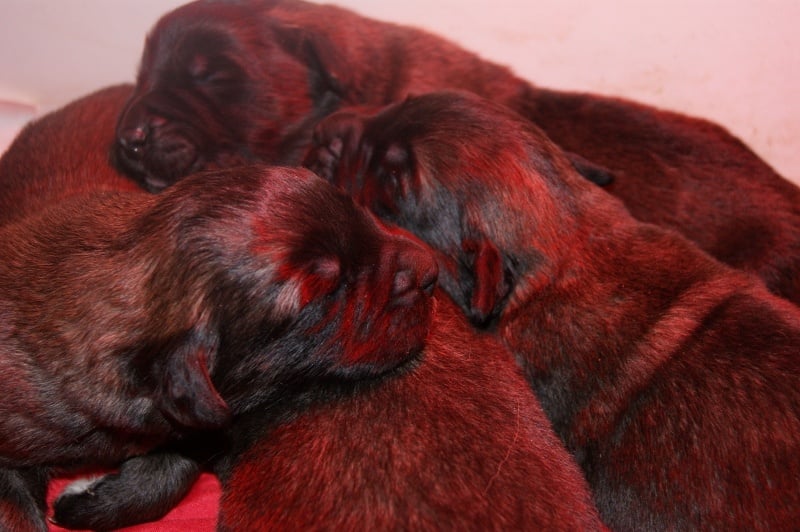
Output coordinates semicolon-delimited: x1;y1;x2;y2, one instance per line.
2;87;442;530
216;294;606;531
114;0;800;304
113;0;612;193
1;135;437;530
305;92;800;531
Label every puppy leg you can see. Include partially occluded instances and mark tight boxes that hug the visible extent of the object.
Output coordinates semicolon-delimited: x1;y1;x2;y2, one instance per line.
0;467;48;532
52;453;200;530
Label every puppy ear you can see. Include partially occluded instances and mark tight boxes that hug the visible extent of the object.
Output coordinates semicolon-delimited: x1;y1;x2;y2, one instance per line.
155;329;231;430
566;151;615;186
462;238;512;327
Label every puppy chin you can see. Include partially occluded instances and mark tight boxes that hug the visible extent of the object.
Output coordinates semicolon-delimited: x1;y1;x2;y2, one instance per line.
333;341;426;382
113;155;172;194
339;294;437;379
114;140;200;193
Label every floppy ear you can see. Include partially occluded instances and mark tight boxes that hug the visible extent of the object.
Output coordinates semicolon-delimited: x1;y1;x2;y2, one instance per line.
566;151;615;186
462;238;512;327
155;329;231;430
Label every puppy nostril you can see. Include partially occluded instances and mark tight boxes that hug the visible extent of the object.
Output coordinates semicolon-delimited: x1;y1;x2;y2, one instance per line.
120;126;147;146
420;264;438;296
130;126;147;143
392;259;438;299
392;269;415;297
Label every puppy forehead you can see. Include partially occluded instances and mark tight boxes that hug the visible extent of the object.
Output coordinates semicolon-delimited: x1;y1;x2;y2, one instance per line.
148;21;237;72
375;93;540;152
358;105;482;199
145;2;263;69
368;94;562;192
252;168;384;259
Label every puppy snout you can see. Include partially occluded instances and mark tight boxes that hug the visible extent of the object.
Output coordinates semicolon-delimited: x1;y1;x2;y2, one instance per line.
391;246;439;300
117;105;165;160
118;125;148;156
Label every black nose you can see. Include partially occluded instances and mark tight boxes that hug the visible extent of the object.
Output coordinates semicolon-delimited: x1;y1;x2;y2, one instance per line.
118;125;148;159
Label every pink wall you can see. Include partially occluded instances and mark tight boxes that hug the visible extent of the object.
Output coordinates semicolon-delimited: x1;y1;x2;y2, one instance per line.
1;0;798;183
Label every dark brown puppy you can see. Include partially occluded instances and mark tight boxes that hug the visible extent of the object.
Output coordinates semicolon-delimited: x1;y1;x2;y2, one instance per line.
1;105;437;530
306;92;800;531
115;0;542;188
115;0;800;303
218;294;606;531
114;0;611;194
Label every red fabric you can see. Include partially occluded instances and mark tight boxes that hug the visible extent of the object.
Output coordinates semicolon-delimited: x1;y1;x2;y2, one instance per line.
46;472;220;531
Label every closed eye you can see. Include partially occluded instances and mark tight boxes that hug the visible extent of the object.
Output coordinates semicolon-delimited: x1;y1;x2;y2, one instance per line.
187;53;240;87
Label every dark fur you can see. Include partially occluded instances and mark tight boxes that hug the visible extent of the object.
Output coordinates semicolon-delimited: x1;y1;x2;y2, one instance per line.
54;299;607;531
0;89;437;530
115;0;800;303
305;92;800;530
217;295;606;531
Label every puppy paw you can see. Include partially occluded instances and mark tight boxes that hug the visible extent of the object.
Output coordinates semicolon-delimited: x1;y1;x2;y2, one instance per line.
304;109;366;183
305;135;344;181
51;475;113;529
57;476;103;498
52;453;201;530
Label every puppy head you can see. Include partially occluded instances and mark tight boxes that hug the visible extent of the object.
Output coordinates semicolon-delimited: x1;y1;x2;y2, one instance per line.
305;92;587;327
244;167;439;379
155;165;437;413
115;0;343;193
